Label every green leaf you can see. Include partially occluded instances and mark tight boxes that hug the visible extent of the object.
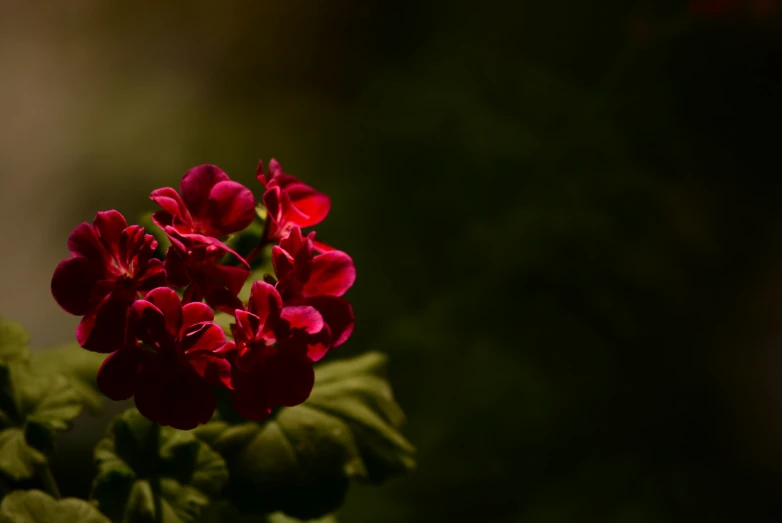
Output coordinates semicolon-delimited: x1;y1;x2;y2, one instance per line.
0;489;111;523
194;352;415;520
29;343;106;415
267;513;337;523
138;211;170;260
0;364;83;480
0;429;47;481
0;316;31;364
91;409;229;523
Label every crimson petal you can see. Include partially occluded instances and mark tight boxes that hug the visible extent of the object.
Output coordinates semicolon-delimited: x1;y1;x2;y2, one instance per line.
51;257;105;315
180;164;229;216
303;250;356;297
188;352;233;389
305;295;355;348
207;180;256;235
142;287;183;335
77;290;136;352
230;378;273;421
247;281;282;326
263;353;315;407
96;348;142;400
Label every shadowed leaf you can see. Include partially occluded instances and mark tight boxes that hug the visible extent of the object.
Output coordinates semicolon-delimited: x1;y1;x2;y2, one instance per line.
0;489;110;523
91;409;229;523
194;352;414;520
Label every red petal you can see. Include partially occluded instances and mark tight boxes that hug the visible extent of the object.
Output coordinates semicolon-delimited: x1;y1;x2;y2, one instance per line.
128;299;169;349
234;309;261;342
209;265;250;296
137;259;167;292
51;257;105;315
181;302;214;331
267;158;284;180
67;222;107;261
263;353;315;407
150;188;190;223
271;246;296;282
231;383;273;421
96;349;141;400
303;250;356;297
182;322;226;353
77;290;136;352
305;295;354;348
287;185;331;227
280;305;324;335
142;287;183;335
262;186;284;224
180;165;229;217
256;159;268;185
135;362;216;430
93;210;128;252
188;352;233;389
163;245;191;288
206;180;256;236
248;281;282;326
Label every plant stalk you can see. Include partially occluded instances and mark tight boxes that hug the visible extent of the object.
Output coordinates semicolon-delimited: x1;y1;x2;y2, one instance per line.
39;464;61;499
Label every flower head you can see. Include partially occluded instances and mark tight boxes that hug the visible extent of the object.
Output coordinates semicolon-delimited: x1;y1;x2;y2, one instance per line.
51;210;165;352
257;159;331;242
151;164;256;238
96;287;231;430
220;281;329;420
272;226;356;348
164;228;250;314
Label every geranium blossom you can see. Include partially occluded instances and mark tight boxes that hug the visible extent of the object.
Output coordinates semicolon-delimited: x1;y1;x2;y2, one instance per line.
164;228;250;314
51;210;165;352
273;225;355;348
151;164;256;238
96;287;231;430
219;281;329;420
257;159;331;243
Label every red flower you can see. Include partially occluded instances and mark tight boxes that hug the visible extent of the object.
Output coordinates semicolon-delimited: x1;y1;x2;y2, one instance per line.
272;226;355;348
96;287;231;430
257;159;331;243
164;228;250;314
51;211;165;352
219;281;329;420
151;164;256;238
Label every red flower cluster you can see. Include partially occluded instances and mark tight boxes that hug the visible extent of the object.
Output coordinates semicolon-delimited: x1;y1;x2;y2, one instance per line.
52;161;354;430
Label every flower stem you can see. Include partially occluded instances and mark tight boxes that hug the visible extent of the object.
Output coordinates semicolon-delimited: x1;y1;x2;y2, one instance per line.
149;423;163;523
39;464;61;499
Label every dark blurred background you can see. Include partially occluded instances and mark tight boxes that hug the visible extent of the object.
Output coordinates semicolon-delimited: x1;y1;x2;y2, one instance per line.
2;1;782;521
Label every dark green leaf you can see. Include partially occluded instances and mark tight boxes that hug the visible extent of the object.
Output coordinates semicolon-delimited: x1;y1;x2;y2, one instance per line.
0;316;31;364
0;489;110;523
198;501;336;523
194;352;415;519
0;364;83;480
29;343;106;415
91;409;229;523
